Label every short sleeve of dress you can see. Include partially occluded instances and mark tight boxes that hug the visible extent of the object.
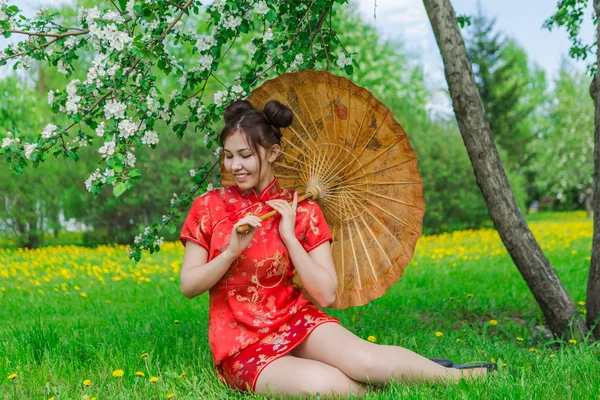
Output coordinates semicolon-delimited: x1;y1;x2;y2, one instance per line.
179;194;212;251
301;201;333;253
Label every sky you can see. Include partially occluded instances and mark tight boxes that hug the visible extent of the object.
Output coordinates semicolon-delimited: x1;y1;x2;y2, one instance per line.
2;0;597;116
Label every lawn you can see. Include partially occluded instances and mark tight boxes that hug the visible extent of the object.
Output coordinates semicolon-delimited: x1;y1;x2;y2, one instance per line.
0;211;597;399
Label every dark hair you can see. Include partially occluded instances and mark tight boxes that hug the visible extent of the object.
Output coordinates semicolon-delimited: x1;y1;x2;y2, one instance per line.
220;99;293;179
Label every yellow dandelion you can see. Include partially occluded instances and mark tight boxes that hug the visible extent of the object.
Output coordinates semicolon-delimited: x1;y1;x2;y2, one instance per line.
49;398;55;400
141;353;148;359
456;338;462;342
174;320;179;325
490;357;495;363
578;301;585;306
467;293;474;298
166;394;175;399
169;277;175;281
149;376;159;383
568;339;577;344
179;371;187;378
529;347;538;353
367;335;376;343
435;331;443;337
82;395;90;400
583;309;587;314
135;371;145;377
112;369;124;377
83;379;91;386
502;363;507;367
74;286;80;291
8;373;17;380
516;337;524;341
489;319;498;326
80;292;87;298
549;354;556;358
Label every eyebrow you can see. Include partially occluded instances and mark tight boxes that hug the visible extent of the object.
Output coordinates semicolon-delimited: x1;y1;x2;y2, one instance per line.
223;148;252;153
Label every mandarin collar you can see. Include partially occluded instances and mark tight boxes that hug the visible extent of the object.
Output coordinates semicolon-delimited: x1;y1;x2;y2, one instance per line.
234;176;282;203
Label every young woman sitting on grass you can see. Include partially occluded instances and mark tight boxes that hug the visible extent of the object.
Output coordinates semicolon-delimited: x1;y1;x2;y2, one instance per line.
179;99;496;398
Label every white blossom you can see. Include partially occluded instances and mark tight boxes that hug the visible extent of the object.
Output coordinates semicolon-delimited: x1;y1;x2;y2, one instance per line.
336;53;353;68
223;15;242;31
118;119;137;138
47;90;55;105
85;168;102;192
126;151;136;167
141;130;159;145
254;1;269;15
195;34;217;51
104;99;127;119
41;124;58;139
73;136;88;148
198;54;213;71
0;11;7;21
214;90;228;107
207;183;214;191
126;0;135;16
95;121;105;137
57;60;68;75
189;169;196;177
98;140;116;158
263;28;274;43
288;53;304;72
64;36;77;50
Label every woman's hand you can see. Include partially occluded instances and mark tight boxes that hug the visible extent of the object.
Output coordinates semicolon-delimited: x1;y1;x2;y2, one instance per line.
266;192;298;244
228;215;262;258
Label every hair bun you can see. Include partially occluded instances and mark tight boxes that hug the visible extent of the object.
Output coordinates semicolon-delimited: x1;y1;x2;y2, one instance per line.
224;100;254;124
263;100;293;129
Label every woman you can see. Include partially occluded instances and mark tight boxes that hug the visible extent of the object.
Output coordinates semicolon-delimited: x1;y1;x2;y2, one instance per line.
179;99;494;398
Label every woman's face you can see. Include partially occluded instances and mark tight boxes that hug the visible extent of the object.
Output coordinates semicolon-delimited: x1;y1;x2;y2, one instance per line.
223;130;275;192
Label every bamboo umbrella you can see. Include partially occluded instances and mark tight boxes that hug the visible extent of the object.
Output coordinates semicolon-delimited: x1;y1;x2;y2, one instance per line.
221;70;425;309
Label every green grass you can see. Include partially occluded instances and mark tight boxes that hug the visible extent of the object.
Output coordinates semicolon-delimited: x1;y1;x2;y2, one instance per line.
0;211;598;399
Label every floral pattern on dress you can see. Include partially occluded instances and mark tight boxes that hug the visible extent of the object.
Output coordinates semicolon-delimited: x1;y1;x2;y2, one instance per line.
179;177;338;392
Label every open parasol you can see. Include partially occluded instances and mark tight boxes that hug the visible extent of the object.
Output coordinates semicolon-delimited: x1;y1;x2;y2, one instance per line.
221;70;425;309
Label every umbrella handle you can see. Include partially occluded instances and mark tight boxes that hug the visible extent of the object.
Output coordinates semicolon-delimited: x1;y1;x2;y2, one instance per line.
235;185;320;234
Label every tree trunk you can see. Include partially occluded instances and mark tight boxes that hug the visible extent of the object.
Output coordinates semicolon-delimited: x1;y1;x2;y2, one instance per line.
422;0;587;338
587;0;600;339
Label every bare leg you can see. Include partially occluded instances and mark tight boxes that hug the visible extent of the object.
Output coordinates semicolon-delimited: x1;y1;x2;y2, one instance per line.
254;354;369;399
291;322;489;386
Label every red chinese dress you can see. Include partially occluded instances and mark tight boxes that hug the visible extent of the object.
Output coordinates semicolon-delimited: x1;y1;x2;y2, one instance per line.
179;176;340;392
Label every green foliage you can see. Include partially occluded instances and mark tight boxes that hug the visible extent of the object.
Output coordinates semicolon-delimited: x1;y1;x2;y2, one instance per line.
525;62;594;209
465;7;548;173
544;0;596;75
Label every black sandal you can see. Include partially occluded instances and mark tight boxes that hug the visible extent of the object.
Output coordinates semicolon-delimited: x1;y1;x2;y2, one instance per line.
429;358;498;373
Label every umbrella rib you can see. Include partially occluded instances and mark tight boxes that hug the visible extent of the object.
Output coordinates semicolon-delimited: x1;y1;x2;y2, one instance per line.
343;181;420;188
327;93;374;179
292;82;326;179
358;212;394;271
346;209;362;291
351;205;379;284
274;162;303;173
333;108;392;179
340;156;418;185
361;206;412;260
344;136;405;179
339;223;345;293
352;188;426;211
354;192;421;236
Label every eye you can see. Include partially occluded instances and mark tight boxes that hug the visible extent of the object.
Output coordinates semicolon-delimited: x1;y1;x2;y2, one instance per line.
242;154;252;158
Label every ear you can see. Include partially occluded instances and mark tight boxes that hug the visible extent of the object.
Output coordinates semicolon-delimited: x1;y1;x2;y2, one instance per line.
267;144;280;163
